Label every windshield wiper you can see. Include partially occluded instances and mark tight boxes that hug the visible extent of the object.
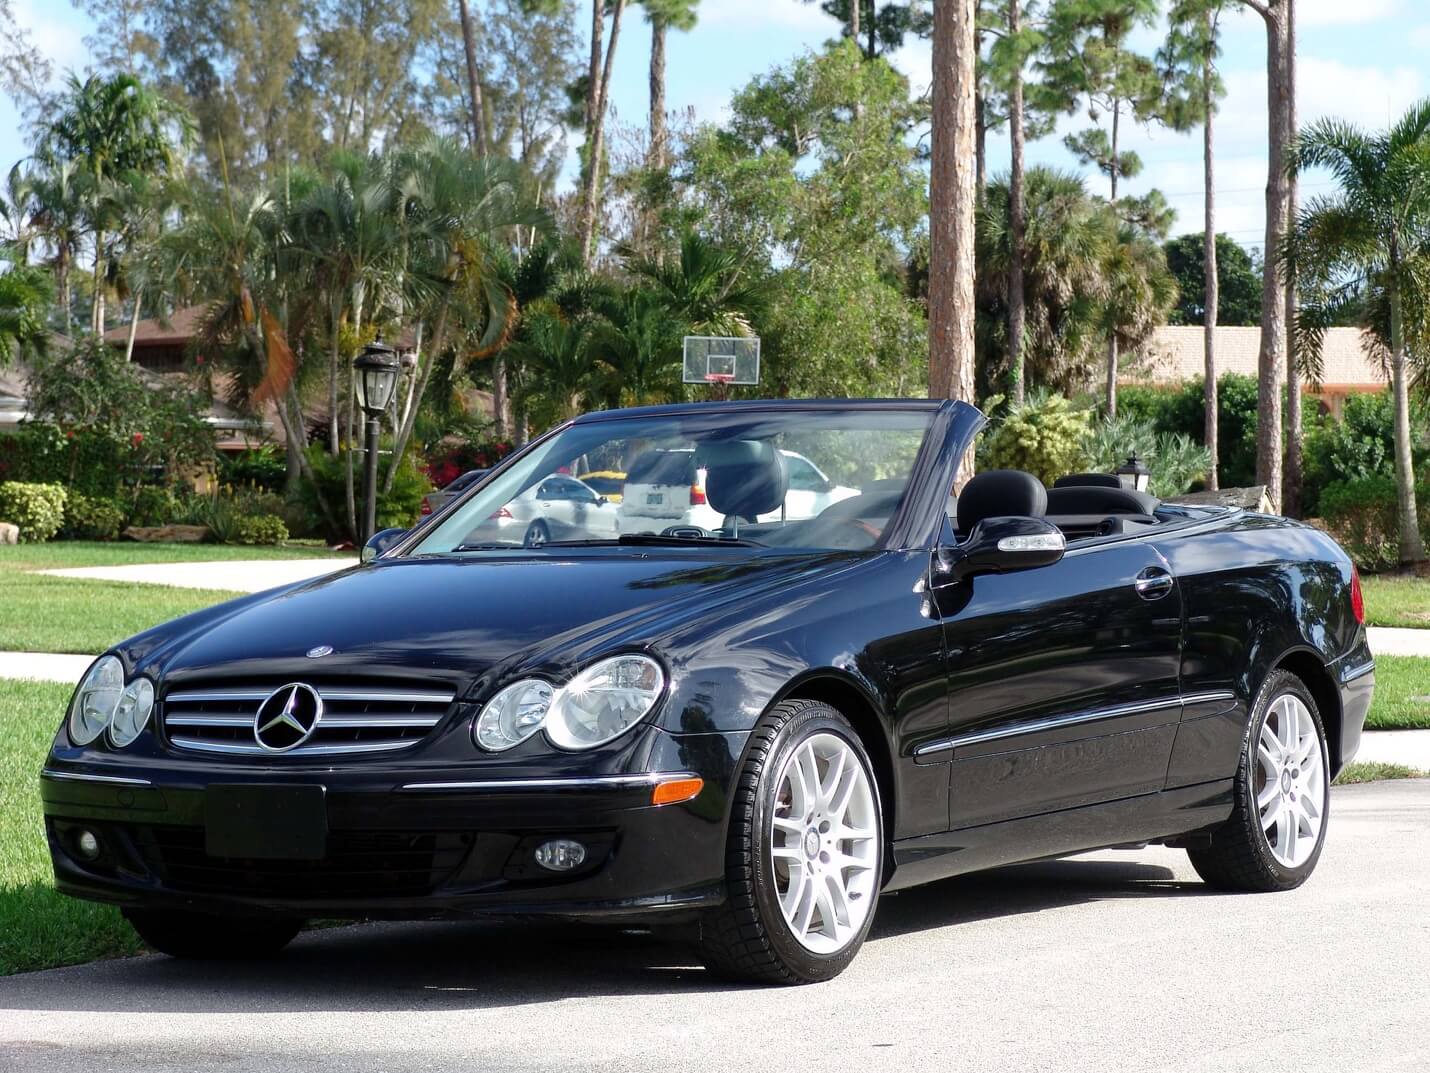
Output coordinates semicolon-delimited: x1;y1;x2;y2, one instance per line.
615;533;765;548
449;542;523;552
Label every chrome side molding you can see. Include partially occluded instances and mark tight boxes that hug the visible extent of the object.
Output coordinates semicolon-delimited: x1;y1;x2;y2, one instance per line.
399;772;696;793
41;768;153;786
915;690;1237;759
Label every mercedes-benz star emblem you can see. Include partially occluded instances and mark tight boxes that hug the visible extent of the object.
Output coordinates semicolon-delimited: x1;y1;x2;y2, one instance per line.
306;645;334;659
254;683;324;752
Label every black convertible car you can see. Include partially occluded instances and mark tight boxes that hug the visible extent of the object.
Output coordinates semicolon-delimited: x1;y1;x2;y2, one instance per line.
42;399;1374;983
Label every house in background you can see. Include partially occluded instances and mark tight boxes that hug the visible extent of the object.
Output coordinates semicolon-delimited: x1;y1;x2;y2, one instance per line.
1126;326;1387;418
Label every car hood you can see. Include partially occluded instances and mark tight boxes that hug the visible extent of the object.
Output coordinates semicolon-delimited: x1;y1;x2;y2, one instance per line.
136;551;855;694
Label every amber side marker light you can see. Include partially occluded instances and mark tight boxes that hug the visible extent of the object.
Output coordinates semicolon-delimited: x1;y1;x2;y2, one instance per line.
652;776;704;806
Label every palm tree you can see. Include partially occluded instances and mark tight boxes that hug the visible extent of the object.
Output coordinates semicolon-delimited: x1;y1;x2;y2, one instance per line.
15;161;86;334
506;308;601;425
0;251;51;364
384;140;549;491
1289;100;1430;565
642;0;700;170
37;73;193;333
623;230;763;337
591;288;685;407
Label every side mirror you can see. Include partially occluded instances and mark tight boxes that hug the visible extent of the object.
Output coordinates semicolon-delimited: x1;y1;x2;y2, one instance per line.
936;516;1065;583
361;527;409;563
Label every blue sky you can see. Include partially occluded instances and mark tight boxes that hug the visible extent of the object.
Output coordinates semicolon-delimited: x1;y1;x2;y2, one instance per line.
4;0;1425;254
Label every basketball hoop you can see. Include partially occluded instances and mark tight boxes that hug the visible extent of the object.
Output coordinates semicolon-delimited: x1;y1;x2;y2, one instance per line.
684;336;760;387
703;372;735;384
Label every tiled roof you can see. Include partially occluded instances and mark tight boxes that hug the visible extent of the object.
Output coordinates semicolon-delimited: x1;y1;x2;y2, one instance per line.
1126;326;1388;389
101;304;213;345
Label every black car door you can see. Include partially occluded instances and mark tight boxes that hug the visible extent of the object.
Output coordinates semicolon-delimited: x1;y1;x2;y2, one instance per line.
926;536;1184;829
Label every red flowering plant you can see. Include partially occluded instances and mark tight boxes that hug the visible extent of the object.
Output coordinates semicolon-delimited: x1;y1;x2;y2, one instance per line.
422;441;516;489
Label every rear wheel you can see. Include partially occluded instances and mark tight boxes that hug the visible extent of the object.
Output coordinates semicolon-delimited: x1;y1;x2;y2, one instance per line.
1188;669;1330;892
123;909;303;960
699;699;882;984
523;520;550;547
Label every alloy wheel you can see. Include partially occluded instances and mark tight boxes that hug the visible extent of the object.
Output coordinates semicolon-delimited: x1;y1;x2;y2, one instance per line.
1255;693;1326;869
769;732;879;954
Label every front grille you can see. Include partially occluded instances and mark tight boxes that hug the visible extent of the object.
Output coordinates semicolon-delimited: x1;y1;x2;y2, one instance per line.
133;825;473;898
161;682;456;757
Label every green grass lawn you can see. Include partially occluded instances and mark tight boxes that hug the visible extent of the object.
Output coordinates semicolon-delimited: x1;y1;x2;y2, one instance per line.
1366;655;1430;729
0;540;345;656
1361;574;1430;629
1334;761;1427;784
0;678;144;976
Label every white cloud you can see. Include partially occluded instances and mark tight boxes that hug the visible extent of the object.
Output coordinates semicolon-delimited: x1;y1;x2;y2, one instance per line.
700;0;832;33
887;37;934;96
1298;0;1402;27
11;0;91;83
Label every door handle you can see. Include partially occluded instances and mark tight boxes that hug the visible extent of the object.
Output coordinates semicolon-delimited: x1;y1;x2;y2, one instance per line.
1134;567;1175;600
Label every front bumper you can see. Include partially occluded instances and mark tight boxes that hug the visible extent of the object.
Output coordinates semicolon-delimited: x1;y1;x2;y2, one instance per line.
41;747;739;923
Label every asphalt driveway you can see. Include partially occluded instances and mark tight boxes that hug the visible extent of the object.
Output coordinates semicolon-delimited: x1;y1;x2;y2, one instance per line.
2;779;1426;1073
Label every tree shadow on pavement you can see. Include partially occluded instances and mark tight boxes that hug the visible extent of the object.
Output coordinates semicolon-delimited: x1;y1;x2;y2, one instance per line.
0;855;1207;1014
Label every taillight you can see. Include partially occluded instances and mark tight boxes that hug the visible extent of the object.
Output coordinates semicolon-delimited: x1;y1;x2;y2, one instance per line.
492;506;513;520
690;483;707;506
1350;565;1366;625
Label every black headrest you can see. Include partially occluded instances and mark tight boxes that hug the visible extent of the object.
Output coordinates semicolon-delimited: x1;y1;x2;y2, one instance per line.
1053;473;1122;489
957;469;1047;532
1046;485;1160;516
700;440;788;520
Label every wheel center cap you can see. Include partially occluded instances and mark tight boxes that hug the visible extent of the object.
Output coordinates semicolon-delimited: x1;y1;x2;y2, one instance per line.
1280;769;1292;794
803;829;820;859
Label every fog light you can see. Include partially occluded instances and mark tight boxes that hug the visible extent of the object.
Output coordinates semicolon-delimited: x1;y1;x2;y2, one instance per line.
75;829;100;861
534;839;587;872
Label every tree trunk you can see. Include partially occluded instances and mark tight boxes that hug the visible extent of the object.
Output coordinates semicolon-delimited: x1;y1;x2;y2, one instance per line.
58;260;71;335
457;0;487;158
866;0;877;58
1203;17;1219;492
124;288;142;362
650;18;668;169
1254;1;1291;513
1105;99;1120;418
849;0;860;45
1282;0;1302;518
928;0;978;485
328;310;341;455
1389;283;1425;562
91;230;105;334
1007;0;1026;404
579;0;627;266
975;90;987;203
587;0;604;130
492;356;509;440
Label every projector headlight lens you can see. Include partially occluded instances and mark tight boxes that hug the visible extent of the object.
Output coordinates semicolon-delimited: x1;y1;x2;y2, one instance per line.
108;677;155;748
473;679;554;752
67;655;125;746
545;655;665;751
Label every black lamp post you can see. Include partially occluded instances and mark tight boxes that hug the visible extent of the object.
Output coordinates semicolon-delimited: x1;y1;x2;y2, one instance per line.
353;339;400;542
1116;452;1151;494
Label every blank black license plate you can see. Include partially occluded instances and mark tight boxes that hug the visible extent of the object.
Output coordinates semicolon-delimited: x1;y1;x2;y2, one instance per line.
205;785;328;860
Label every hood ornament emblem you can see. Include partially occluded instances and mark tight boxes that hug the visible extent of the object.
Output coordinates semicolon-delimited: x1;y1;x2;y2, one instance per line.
306;645;334;659
254;683;324;752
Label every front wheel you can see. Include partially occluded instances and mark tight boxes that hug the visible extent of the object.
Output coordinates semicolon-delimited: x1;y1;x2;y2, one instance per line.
523;520;550;547
1187;669;1330;892
123;909;303;960
699;699;883;984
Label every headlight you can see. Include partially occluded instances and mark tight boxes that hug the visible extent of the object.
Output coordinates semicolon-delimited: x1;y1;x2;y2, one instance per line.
67;655;125;746
473;679;553;752
108;677;155;748
545;655;665;751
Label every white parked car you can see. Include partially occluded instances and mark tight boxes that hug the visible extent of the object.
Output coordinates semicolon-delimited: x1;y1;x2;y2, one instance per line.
461;475;620;547
620;448;858;535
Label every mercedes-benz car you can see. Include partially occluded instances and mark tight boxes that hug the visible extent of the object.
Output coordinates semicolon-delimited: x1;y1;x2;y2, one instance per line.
41;399;1374;984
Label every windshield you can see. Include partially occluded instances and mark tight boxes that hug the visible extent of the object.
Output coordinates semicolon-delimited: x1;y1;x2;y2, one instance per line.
411;408;936;555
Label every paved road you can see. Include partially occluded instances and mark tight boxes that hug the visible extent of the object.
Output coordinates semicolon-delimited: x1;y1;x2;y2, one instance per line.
2;780;1426;1073
38;557;357;594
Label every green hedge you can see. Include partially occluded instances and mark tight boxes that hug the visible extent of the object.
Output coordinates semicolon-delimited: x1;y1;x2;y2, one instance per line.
61;493;126;541
233;514;289;546
299;445;431;543
1320;475;1430;570
0;481;68;542
1116;374;1259;488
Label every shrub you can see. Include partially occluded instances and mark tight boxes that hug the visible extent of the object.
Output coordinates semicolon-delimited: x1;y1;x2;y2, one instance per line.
219;446;288;494
62;493;126;541
1319;475;1430;570
1113;375;1260;488
423;440;516;489
300;445;432;542
126;485;183;528
232;514;289;546
0;481;68;542
1083;416;1213;497
979;392;1092;486
1301;391;1430;517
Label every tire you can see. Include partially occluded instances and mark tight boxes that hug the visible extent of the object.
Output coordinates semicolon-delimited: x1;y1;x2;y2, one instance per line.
1187;669;1331;892
698;699;883;985
123;909;303;960
524;520;550;547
